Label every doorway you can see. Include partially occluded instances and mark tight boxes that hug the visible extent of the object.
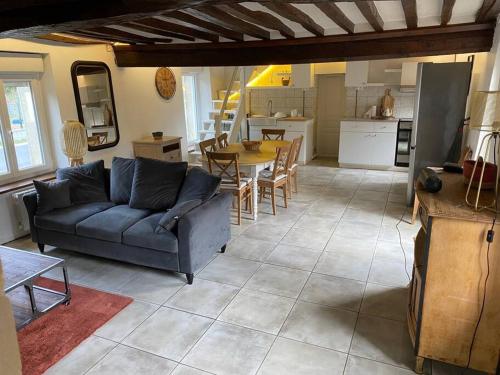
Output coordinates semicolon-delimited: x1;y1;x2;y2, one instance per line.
316;74;345;158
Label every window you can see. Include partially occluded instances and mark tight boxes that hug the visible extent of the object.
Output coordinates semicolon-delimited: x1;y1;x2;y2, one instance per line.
0;78;51;183
182;74;200;145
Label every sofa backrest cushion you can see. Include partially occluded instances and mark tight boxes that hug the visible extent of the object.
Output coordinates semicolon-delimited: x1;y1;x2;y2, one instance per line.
110;157;135;204
177;166;221;204
33;179;72;215
129;157;188;210
155;199;202;233
56;160;108;203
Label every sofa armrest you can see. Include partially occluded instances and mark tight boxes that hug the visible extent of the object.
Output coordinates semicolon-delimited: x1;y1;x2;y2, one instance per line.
23;192;39;242
177;192;232;274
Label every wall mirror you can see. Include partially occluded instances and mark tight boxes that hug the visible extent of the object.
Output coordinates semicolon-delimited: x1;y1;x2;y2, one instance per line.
71;61;119;151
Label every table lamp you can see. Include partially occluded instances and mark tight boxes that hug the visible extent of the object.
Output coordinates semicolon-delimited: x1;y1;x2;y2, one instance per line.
61;120;87;167
465;90;500;211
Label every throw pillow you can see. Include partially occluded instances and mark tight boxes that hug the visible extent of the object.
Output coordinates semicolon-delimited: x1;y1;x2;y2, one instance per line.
56;160;108;203
177;166;221;204
110;157;135;203
155;199;202;233
129;157;188;210
33;179;72;215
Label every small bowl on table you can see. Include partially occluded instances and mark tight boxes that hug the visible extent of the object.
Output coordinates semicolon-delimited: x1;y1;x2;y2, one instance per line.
242;140;262;151
463;159;498;189
152;131;163;140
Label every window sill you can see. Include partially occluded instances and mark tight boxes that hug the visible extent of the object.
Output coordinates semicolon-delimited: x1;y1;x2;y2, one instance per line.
0;171;56;195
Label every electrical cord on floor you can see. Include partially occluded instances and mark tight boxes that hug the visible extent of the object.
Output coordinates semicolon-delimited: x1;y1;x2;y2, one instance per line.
395;208;412;283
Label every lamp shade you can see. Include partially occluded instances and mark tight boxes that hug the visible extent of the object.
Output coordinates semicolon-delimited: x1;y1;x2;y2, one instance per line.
470;91;500;130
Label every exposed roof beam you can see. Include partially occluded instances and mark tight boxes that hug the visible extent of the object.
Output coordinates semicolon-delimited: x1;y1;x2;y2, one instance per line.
215;3;295;39
260;1;324;37
355;1;384;32
123;22;195;41
187;6;271;40
82;26;171;44
65;30;136;44
476;0;500;22
37;33;101;44
132;17;219;42
401;0;418;29
316;2;355;34
166;10;244;42
114;23;494;67
441;0;456;26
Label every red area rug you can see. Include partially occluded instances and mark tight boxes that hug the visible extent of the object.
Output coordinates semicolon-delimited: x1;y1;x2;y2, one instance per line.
17;278;133;375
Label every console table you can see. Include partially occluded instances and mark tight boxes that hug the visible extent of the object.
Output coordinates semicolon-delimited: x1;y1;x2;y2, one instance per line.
410;173;500;374
133;136;182;162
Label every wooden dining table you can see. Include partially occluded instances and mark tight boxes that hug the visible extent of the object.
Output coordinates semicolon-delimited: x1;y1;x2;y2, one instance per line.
201;140;290;220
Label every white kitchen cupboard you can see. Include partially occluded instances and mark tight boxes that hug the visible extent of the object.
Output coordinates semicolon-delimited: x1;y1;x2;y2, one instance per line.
345;61;369;87
401;62;418;91
291;64;314;88
339;120;398;169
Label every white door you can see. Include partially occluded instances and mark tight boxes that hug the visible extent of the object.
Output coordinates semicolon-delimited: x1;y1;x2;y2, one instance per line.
339;132;372;165
370;132;397;166
317;75;346;157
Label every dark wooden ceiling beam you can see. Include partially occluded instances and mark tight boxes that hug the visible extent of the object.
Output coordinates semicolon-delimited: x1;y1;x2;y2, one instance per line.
82;26;172;44
260;1;325;36
114;23;494;67
441;0;456;25
132;17;219;42
187;6;271;40
123;22;195;41
355;1;384;32
215;4;295;39
401;0;418;29
37;33;101;44
65;30;136;44
166;10;244;42
476;0;500;22
316;2;355;34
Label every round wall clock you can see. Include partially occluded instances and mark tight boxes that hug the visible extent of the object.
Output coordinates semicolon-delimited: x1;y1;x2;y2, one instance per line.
155;67;176;100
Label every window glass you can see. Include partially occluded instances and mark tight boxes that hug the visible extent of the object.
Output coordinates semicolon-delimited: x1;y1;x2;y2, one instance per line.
182;75;199;144
0;121;8;175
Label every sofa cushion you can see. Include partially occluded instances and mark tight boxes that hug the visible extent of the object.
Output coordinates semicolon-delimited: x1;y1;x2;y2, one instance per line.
33;179;72;215
56;160;108;203
156;199;202;233
76;205;152;243
129;157;188;210
34;201;115;234
123;213;178;253
110;157;135;204
177;167;221;204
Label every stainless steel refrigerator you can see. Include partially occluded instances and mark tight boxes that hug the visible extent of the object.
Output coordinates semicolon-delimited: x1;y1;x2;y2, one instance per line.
407;62;472;205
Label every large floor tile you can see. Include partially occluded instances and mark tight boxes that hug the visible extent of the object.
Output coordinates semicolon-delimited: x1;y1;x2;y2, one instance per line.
74;260;140;292
326;235;377;253
350;315;414;369
165;278;239;318
171;365;212;375
334;220;380;240
342;208;384;226
182;321;274;375
45;336;116;375
245;264;310;298
219;289;294;334
257;337;347;375
197;255;261;287
281;228;332;250
354;190;389;202
280;301;357;352
314;250;373;282
226;235;277;261
361;283;408;322
123;307;213;361
292;214;339;232
265;244;321;271
345;355;415;375
368;258;411;287
86;344;176;375
94;300;159;342
241;223;290;243
299;273;366;311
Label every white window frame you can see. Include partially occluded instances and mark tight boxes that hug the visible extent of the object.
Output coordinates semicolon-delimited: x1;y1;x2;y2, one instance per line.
182;73;202;147
0;75;53;185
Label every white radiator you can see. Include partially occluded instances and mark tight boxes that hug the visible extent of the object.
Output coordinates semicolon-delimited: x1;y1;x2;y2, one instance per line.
11;188;35;233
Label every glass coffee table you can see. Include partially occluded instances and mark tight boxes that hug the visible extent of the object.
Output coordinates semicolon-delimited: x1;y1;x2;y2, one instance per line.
0;246;71;329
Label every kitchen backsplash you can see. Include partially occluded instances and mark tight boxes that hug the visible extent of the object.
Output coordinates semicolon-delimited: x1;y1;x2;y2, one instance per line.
345;86;415;119
248;88;317;118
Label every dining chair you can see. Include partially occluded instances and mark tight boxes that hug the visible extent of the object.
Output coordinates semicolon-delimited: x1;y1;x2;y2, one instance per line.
206;151;252;225
258;145;293;215
288;135;303;195
262;128;286;140
217;133;229;149
199;138;217;156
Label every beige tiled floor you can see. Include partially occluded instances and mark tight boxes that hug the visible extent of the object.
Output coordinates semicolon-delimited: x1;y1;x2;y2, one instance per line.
7;161;487;375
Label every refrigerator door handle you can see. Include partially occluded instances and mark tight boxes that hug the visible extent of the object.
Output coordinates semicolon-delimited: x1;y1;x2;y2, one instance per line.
410;145;416;150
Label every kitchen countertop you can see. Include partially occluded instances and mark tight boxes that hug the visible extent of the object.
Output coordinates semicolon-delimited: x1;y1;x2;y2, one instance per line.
342;117;399;122
277;116;312;122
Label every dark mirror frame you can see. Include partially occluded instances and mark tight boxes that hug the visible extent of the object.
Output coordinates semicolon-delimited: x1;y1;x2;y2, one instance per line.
70;61;120;151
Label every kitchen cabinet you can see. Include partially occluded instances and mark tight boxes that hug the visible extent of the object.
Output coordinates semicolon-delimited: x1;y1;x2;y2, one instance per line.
291;64;314;88
401;62;418;91
338;119;398;168
345;61;369;87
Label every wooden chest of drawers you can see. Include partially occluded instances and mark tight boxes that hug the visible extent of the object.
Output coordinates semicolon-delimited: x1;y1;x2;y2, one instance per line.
132;136;182;162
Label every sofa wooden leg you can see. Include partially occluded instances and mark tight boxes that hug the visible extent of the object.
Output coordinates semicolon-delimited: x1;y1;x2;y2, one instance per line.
221;244;227;253
186;273;194;285
37;243;45;253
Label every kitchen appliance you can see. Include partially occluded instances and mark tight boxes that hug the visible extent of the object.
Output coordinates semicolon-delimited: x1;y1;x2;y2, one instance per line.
395;118;412;167
407;62;473;205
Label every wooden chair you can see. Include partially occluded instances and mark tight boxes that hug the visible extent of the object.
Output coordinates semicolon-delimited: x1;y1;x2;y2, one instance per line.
288;135;303;195
206;151;252;225
262;128;286;140
199;138;217;156
217;133;229;149
258;145;293;215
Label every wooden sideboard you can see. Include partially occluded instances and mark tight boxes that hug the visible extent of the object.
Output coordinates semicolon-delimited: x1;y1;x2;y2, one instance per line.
132;136;182;162
411;173;500;374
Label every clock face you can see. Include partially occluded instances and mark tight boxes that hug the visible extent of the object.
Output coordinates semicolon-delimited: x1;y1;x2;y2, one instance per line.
155;67;176;100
